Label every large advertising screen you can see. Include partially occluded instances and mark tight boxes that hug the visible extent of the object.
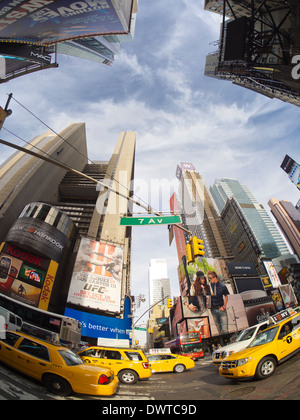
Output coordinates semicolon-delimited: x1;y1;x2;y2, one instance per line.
289;163;300;190
181;293;249;338
262;260;282;288
0;242;58;310
0;0;132;45
67;237;123;313
6;216;69;263
65;297;131;340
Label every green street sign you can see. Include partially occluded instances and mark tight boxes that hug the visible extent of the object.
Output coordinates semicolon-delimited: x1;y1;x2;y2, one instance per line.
120;215;182;226
134;327;147;332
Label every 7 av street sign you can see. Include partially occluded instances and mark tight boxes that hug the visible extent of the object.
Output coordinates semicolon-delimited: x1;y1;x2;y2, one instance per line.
120;215;182;226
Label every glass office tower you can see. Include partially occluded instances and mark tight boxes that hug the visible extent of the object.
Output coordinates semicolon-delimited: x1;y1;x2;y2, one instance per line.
210;178;290;259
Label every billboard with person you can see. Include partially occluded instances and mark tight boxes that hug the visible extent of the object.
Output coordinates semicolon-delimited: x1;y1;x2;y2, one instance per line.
67;237;123;313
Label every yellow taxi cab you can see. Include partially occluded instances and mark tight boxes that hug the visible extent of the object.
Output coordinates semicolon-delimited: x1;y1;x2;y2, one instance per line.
77;346;152;384
147;353;195;373
0;331;118;397
219;309;300;381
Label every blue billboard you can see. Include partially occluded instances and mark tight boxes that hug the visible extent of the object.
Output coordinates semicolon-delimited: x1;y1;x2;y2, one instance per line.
0;0;132;45
65;296;132;340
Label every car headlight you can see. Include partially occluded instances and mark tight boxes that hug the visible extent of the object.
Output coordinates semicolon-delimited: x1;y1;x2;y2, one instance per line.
237;357;251;366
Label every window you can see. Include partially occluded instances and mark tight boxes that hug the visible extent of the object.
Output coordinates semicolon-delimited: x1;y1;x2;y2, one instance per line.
291;315;300;331
2;332;20;346
125;351;143;361
9;313;16;324
278;322;293;339
103;350;123;360
59;350;83;366
160;355;176;360
147;355;160;361
80;348;103;357
18;338;50;361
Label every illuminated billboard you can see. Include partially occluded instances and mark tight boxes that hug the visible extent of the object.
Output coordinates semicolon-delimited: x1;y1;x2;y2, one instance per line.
6;202;76;263
0;242;58;310
67;237;123;313
281;154;300;191
65;296;131;340
0;0;133;45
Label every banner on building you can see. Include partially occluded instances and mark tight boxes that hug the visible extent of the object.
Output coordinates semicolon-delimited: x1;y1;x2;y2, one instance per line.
262;260;282;288
0;0;133;45
0;242;57;309
67;238;123;313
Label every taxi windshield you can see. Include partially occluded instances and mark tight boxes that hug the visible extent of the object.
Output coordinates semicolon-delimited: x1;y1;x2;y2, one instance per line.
236;327;256;342
248;326;279;348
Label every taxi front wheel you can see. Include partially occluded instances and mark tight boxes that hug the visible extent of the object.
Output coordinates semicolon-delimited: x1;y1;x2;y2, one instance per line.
255;356;277;380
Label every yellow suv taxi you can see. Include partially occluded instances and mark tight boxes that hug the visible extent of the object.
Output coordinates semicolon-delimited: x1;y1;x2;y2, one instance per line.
0;331;118;397
78;346;152;384
219;309;300;380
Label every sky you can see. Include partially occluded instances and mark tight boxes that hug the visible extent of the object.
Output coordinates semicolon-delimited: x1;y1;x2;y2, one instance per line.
0;0;299;324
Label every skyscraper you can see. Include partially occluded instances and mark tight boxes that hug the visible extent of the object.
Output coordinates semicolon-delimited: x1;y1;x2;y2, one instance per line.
210;178;290;259
177;163;232;259
148;259;171;306
268;198;300;258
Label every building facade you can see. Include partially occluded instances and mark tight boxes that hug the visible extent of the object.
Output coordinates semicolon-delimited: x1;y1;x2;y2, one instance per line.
210;178;291;261
177;164;233;259
204;0;300;107
268;198;300;259
0;123;88;242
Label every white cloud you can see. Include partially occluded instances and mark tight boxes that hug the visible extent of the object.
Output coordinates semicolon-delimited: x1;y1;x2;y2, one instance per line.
0;0;299;303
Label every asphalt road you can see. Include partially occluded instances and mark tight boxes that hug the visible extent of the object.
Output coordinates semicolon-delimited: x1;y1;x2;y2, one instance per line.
1;353;300;401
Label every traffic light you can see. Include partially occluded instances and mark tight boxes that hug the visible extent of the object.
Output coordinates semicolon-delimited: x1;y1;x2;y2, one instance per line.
186;242;194;264
167;298;173;308
185;236;205;264
192;236;205;257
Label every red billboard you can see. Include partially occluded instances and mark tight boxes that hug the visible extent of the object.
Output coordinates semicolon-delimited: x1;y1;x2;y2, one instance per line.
169;193;186;264
0;0;133;45
0;242;58;310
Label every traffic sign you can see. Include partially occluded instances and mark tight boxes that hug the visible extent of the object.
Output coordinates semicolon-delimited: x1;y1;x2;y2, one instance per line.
120;215;182;226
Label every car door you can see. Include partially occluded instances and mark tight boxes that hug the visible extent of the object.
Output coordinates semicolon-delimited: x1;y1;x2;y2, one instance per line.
100;349;124;374
277;319;299;360
0;332;21;364
148;355;164;372
160;354;177;371
12;337;51;379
